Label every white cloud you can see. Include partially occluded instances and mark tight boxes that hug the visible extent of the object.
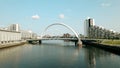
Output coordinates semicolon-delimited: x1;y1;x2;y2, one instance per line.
32;14;40;20
101;3;111;7
59;14;64;19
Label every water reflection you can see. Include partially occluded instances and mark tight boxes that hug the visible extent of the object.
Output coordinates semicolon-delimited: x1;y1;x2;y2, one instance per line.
85;46;96;68
0;44;33;68
0;41;120;68
84;45;120;68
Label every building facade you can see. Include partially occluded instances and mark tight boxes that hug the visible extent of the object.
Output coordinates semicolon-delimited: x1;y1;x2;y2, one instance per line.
21;30;38;40
84;17;95;38
63;33;71;38
89;25;120;39
0;29;21;44
0;24;38;44
84;17;120;39
8;24;20;32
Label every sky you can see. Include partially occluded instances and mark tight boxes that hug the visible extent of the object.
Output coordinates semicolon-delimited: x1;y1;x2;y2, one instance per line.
0;0;120;36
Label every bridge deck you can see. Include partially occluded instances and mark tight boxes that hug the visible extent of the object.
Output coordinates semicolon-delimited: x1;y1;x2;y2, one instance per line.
27;38;78;41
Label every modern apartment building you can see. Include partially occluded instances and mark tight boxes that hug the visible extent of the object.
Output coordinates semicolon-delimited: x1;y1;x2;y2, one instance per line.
84;17;95;37
84;17;120;39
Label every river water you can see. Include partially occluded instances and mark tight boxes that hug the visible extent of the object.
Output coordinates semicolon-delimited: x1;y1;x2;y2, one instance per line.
0;40;120;68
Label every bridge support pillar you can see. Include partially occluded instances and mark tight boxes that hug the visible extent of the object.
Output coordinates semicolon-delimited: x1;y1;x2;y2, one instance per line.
75;41;82;47
75;41;77;46
39;40;42;44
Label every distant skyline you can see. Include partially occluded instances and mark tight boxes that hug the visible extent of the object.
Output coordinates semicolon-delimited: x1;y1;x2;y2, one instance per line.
0;0;120;35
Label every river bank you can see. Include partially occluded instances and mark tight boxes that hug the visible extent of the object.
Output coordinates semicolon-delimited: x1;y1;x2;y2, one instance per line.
0;41;27;49
82;40;120;55
101;40;120;46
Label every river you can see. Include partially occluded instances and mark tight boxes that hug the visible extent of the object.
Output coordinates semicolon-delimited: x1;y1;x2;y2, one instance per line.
0;40;120;68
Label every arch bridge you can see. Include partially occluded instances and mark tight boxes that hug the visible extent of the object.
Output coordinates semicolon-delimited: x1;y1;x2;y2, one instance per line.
29;23;82;46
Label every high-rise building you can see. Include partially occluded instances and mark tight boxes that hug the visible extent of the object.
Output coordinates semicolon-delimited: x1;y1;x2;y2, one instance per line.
84;17;95;37
8;24;20;32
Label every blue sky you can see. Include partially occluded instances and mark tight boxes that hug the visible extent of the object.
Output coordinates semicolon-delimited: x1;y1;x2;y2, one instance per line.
0;0;120;35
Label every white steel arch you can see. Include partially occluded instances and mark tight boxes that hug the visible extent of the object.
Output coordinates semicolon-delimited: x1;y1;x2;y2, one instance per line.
41;23;81;42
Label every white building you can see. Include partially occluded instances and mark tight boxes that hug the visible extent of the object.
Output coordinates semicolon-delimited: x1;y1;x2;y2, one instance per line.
8;24;20;32
21;30;37;40
0;29;21;44
21;30;32;40
32;33;38;39
0;23;39;45
84;17;95;37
